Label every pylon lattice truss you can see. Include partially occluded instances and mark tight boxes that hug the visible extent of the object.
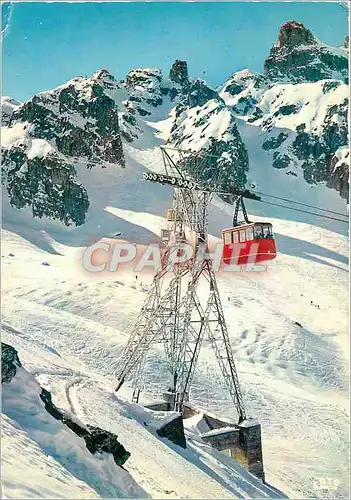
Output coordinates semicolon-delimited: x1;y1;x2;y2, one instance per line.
115;147;246;423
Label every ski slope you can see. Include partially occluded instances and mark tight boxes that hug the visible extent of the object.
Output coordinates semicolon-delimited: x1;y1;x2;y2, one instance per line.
1;126;349;498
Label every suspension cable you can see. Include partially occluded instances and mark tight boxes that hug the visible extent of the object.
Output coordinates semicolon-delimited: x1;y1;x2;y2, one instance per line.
161;145;349;219
254;199;349;224
250;190;349;218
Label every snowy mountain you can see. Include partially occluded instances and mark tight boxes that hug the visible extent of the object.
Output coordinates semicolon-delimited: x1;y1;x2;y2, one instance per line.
229;79;349;200
1;19;349;499
219;29;349;202
1;21;349;227
1;140;348;497
168;79;249;196
1;96;21;125
264;21;348;84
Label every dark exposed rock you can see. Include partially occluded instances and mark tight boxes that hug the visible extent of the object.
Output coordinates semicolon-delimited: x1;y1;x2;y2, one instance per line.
1;97;21;125
40;388;65;421
288;97;349;189
322;80;342;94
126;68;162;89
221;71;269;117
247;107;264;123
274;20;317;49
2;149;89;226
168;65;249;200
264;21;348;83
252;69;348;200
137;107;151;117
170;96;249;200
262;132;288;150
39;375;131;466
156;415;186;449
232;96;258;116
225;81;246;96
1;343;22;383
12;81;125;166
272;152;291;170
85;426;131;465
125;68;179;116
169;60;189;86
326;149;350;202
274;104;299;116
345;36;349;50
1;70;128;226
176;79;219;111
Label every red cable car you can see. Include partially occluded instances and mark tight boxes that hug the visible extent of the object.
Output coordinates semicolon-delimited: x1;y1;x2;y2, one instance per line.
222;194;277;266
222;222;277;265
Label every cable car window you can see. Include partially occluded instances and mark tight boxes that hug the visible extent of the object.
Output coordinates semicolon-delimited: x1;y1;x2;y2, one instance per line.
239;230;246;243
246;227;254;241
254;224;263;239
233;231;239;244
262;224;273;239
224;232;232;245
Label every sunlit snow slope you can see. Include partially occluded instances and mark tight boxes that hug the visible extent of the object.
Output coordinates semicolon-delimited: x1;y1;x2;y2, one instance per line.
2;123;349;499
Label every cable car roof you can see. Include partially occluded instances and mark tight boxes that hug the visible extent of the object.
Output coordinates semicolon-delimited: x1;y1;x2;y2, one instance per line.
222;222;273;232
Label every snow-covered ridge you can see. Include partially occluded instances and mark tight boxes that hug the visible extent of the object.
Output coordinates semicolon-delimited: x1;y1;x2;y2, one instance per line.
2;344;148;498
253;79;348;135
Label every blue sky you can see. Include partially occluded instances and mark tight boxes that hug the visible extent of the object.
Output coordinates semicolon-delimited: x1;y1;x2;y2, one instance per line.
2;2;348;101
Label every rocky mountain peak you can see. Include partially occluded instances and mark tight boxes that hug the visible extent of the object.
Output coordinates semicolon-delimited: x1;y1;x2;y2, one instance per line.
125;68;162;91
264;21;348;83
169;60;189;86
1;96;21;125
1;70;128;226
123;67;180;117
275;21;317;50
91;68;117;86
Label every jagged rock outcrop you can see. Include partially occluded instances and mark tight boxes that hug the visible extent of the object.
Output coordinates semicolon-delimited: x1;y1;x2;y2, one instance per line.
1;96;21;126
10;70;125;165
1;70;128;225
169;95;249;198
2;19;348;228
219;70;269;116
264;21;348;83
1;342;131;467
124;68;179;117
326;147;350;201
2;147;89;226
169;60;189;87
1;343;22;383
252;80;349;199
40;387;131;466
85;427;131;465
218;21;349;202
181;78;218;109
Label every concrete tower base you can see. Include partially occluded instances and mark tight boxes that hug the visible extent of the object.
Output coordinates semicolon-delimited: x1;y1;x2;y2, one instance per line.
200;416;265;481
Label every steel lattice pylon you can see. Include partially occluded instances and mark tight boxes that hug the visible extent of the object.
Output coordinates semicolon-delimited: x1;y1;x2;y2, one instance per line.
115;147;246;423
